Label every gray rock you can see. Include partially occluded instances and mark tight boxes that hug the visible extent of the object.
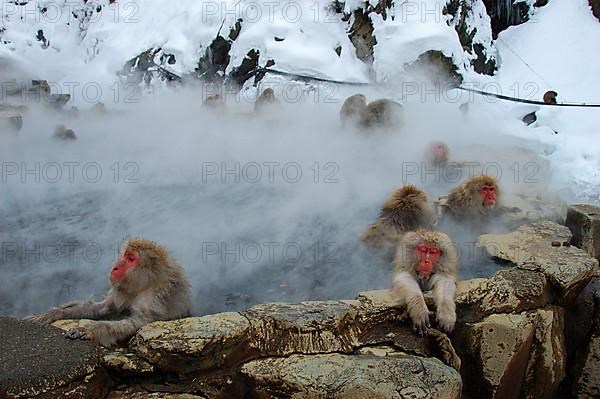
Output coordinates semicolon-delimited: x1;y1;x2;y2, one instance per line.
0;317;109;398
478;221;598;303
241;349;462;399
566;204;600;261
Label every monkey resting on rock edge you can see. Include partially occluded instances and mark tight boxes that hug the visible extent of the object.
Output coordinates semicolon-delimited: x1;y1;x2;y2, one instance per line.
26;238;192;347
391;229;458;336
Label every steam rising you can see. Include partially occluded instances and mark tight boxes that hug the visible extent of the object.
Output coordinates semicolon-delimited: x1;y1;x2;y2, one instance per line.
0;81;579;317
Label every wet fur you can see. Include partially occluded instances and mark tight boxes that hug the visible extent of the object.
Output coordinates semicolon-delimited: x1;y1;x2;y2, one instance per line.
444;175;500;219
361;185;435;251
26;238;192;347
392;230;458;335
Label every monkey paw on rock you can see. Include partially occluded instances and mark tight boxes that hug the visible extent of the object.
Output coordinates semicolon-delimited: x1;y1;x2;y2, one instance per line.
412;311;434;337
64;326;94;341
24;310;63;325
435;312;456;334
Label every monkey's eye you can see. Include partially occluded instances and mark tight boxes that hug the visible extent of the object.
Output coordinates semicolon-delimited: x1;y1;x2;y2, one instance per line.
124;251;138;263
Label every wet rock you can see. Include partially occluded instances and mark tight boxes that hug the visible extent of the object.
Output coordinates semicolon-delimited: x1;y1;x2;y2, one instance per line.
102;348;155;376
241;349;462;399
405;50;463;86
130;313;252;373
0;317;109;398
482;0;533;38
107;388;207;399
455;268;552;322
455;307;565;399
478;221;598;303
573;335;600;398
566;204;600;261
131;298;460;374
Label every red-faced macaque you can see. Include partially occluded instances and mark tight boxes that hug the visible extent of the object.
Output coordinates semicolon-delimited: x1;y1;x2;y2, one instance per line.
362;98;404;129
392;229;458;335
53;125;77;140
26;239;192;347
340;93;367;128
361;185;435;254
427;141;449;167
442;175;499;221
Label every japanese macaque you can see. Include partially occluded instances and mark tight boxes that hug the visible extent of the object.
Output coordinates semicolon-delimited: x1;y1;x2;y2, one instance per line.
392;229;458;335
426;141;449;167
254;88;278;113
361;185;435;253
339;94;403;130
26;239;192;347
362;98;404;129
339;93;367;128
203;93;223;108
543;90;558;105
53;125;77;140
442;175;499;221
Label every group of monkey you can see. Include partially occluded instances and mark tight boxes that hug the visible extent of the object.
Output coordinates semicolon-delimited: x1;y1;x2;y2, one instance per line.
26;92;502;346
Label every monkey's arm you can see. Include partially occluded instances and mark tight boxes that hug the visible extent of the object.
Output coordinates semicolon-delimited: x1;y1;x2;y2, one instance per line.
392;271;431;336
431;273;457;333
25;296;116;325
65;294;165;347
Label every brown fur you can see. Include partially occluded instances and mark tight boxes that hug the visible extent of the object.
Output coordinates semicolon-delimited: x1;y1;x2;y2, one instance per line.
361;185;435;251
26;238;192;347
443;174;500;219
340;93;367;128
543;90;557;105
427;141;449;166
392;230;458;335
203;93;222;107
254;88;278;113
53;125;77;140
362;98;404;129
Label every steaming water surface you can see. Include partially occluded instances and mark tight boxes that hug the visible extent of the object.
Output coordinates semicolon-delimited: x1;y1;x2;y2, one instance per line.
0;90;574;317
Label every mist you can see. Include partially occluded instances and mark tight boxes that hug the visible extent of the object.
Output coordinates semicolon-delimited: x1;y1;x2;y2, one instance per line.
0;80;572;317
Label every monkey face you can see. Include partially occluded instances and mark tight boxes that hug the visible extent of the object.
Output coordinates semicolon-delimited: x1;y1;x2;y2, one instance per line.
479;185;497;207
429;142;448;164
110;250;140;283
415;243;441;278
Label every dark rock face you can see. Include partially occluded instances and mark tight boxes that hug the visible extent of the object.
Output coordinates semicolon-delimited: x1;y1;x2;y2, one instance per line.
483;0;532;38
348;9;376;64
0;317;109;398
591;0;600;21
405;50;464;87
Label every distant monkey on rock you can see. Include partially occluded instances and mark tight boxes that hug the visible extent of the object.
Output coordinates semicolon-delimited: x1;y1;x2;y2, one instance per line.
254;88;278;113
361;184;435;253
543;90;557;105
53;125;77;140
26;238;192;347
340;93;367;128
362;98;404;129
392;229;458;335
339;94;403;130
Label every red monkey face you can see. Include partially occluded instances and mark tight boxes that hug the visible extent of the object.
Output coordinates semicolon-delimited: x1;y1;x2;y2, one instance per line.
110;250;139;283
415;243;441;278
431;143;446;161
479;184;497;207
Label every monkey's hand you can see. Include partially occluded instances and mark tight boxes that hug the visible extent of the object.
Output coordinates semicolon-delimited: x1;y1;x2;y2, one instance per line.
24;308;65;325
64;326;94;341
436;310;456;334
411;311;433;337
